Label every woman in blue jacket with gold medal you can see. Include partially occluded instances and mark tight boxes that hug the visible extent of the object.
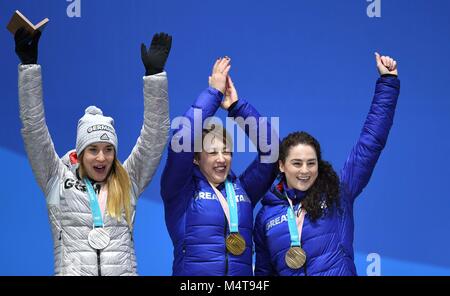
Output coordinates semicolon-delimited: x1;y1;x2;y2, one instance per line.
161;57;279;275
254;53;400;276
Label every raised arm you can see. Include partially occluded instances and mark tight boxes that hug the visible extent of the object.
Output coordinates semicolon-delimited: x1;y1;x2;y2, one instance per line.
16;28;66;196
340;53;400;202
160;58;230;202
124;33;172;197
225;77;279;207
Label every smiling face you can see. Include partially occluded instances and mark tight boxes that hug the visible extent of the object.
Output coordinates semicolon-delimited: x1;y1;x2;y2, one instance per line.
279;143;319;191
80;142;115;182
195;135;232;187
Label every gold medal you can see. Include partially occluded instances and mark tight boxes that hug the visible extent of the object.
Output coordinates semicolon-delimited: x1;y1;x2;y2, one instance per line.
226;233;246;256
285;246;306;269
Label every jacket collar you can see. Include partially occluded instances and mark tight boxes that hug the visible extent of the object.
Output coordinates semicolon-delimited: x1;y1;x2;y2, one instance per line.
193;165;237;190
273;178;307;204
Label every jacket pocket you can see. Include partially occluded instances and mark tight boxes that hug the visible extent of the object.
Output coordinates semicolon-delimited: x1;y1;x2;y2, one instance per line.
55;230;64;275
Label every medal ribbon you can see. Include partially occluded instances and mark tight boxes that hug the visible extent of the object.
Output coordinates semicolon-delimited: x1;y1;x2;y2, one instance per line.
286;196;306;247
209;179;239;233
84;177;104;228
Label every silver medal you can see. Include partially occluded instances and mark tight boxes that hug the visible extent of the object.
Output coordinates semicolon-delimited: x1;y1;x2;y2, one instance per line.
88;228;110;250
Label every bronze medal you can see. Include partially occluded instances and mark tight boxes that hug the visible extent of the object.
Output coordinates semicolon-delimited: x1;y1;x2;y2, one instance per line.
226;233;246;256
285;246;306;269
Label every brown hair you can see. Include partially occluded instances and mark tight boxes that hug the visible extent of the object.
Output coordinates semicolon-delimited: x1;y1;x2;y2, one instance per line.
279;131;340;221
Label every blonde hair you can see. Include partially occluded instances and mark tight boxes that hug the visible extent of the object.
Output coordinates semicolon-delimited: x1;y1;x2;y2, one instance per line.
194;124;233;160
79;153;132;226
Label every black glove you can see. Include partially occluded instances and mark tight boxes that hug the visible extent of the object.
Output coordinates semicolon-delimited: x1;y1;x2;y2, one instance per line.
14;27;41;65
141;32;172;76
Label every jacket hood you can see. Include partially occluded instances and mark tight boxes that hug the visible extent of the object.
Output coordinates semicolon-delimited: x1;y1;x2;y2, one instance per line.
62;149;79;176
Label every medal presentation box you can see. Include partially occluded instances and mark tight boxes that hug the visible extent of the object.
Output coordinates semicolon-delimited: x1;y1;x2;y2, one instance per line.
6;10;49;35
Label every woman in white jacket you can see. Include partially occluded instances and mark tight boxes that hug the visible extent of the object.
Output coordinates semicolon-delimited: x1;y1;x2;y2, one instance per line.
14;28;171;276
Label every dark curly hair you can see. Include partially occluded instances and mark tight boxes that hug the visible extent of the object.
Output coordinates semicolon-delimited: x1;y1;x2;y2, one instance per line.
279;131;340;221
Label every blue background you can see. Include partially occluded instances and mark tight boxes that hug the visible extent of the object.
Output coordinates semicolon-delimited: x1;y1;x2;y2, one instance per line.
1;0;449;275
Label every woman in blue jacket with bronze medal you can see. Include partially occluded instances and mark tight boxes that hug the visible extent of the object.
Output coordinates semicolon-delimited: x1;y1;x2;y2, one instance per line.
254;53;401;276
161;57;279;275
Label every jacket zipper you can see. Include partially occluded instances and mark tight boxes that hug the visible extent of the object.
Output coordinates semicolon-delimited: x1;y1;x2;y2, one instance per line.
224;215;229;276
97;250;102;276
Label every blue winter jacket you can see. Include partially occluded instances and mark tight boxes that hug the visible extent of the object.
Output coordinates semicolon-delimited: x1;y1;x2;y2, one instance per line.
254;76;400;276
161;87;278;276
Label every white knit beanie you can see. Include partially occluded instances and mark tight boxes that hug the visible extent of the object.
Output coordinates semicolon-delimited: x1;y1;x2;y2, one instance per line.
76;106;118;155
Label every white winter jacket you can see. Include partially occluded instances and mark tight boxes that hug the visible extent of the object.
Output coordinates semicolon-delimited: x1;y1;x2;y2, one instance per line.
18;64;169;275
